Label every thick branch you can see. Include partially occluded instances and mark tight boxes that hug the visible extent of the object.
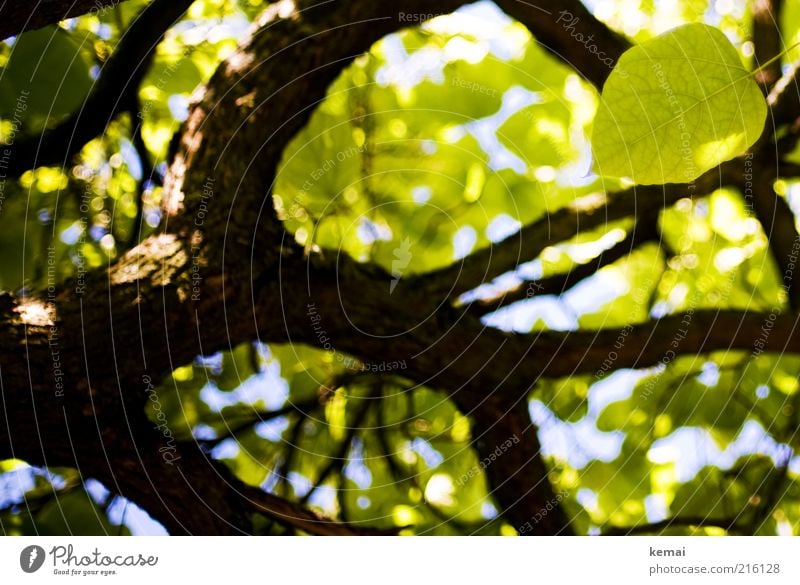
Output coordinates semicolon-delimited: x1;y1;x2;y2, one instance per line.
495;0;630;88
526;310;800;379
769;62;800;129
751;1;800;301
752;0;784;88
280;262;800;403
749;154;800;310
470;400;572;534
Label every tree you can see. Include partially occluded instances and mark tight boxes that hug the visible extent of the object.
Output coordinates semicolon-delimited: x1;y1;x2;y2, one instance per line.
0;0;799;536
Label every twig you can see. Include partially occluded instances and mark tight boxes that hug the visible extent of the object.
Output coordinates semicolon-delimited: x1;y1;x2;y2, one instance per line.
241;484;398;536
299;385;379;505
123;101;161;250
467;220;656;316
200;396;321;449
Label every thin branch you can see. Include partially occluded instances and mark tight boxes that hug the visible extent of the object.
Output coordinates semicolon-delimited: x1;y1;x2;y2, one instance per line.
374;401;494;533
115;499;129;536
746;394;800;533
275;410;313;497
746;457;792;534
4;0;193;178
337;472;350;524
239;483;398;536
299;385;378;505
200;396;321;449
730;390;774;427
412;165;729;300
467;220;657;316
123;103;160;250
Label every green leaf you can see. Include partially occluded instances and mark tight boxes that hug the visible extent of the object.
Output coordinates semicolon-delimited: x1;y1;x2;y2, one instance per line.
591;23;766;185
0;27;92;131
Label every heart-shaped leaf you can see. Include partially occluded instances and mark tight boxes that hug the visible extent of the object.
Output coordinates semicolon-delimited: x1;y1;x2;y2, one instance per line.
591;23;767;185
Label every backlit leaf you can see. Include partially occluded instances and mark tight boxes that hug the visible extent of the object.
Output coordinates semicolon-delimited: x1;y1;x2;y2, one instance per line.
592;23;766;185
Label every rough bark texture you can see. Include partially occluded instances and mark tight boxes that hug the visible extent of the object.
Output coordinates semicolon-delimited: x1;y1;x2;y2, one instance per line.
1;0;799;536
